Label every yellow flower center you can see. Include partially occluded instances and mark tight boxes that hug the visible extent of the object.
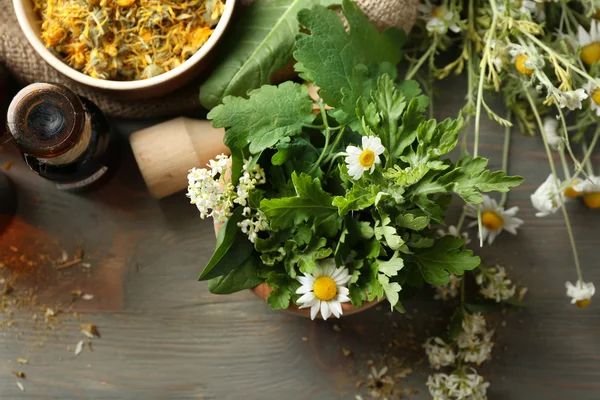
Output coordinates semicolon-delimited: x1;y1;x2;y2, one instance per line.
515;54;534;75
481;211;504;231
313;277;337;301
359;149;376;168
432;7;444;18
576;298;592;308
583;192;600;209
564;182;581;198
592;89;600;105
581;42;600;65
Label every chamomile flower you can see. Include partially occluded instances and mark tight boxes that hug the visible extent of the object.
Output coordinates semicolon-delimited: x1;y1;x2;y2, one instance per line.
530;174;563;217
466;195;524;245
509;44;542;75
557;89;588;110
578;20;600;65
542;117;563;149
345;136;385;180
573;175;600;208
584;79;600;116
418;0;461;35
566;280;595;308
295;259;351;320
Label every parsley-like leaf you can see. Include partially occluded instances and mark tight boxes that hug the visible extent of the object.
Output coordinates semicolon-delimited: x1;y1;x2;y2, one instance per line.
208;82;316;153
415;236;480;285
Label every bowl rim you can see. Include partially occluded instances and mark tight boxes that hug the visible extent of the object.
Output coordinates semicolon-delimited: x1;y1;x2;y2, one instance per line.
13;0;236;91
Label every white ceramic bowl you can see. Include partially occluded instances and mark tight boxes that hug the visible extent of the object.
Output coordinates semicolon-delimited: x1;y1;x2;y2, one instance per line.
13;0;236;99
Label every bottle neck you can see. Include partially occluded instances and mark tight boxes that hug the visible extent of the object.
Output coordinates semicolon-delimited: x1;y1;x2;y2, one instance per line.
39;114;92;166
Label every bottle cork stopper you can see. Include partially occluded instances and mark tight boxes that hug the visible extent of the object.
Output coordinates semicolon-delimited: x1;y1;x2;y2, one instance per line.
129;117;228;199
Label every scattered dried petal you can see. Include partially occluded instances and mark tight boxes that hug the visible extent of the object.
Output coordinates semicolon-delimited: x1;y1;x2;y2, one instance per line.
71;289;83;297
301;336;308;342
80;323;100;338
12;371;25;378
342;348;352;357
81;263;92;269
16;359;28;365
81;294;94;301
74;340;84;356
45;308;55;317
16;381;24;391
56;258;82;270
60;250;69;262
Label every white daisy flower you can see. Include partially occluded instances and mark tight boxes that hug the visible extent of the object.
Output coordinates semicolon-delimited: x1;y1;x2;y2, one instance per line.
466;195;524;245
418;0;461;35
295;259;351;320
573;175;600;209
557;89;588;110
578;20;600;65
509;44;543;75
566;280;595;308
530;174;563;217
344;136;385;180
542;117;563;149
584;80;600;116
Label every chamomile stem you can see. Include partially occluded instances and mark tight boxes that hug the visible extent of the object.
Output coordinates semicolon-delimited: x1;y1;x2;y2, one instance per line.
525;90;583;282
309;102;331;174
455;208;468;233
570;128;600;182
559;146;571;181
556;106;589;181
499;109;512;208
461;42;475;157
405;40;438;81
581;141;594;176
518;28;597;84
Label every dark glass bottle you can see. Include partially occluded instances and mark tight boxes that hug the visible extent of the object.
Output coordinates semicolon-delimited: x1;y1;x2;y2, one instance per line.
5;83;119;191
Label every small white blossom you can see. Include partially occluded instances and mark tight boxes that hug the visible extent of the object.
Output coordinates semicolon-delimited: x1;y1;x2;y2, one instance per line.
427;368;490;400
424;337;457;369
456;313;494;366
437;225;471;244
530;174;563;217
573;175;600;193
434;274;462;301
566;280;595;308
542;117;563;149
238;207;269;243
476;265;517;302
344;136;385;180
557;89;588;110
418;0;462;35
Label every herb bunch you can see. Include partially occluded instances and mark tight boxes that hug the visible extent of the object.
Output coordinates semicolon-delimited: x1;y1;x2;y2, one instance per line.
188;0;523;319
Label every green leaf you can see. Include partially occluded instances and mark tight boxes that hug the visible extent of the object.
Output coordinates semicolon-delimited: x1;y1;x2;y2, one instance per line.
415;236;480;285
374;212;405;250
208;82;316;153
465;302;503;314
266;274;299;310
378;274;402;309
199;207;253;281
448;307;464;341
376;252;404;277
349;283;366;307
260;172;340;232
332;182;379;215
199;0;340;109
294;0;405;120
395;213;430;231
503;296;526;307
208;255;263;294
285;237;332;276
440;156;525;204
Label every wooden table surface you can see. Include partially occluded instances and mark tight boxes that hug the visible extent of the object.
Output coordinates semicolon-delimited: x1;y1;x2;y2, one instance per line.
1;82;599;400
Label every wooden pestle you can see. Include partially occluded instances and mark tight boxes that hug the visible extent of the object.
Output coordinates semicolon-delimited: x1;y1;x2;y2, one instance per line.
129;117;228;199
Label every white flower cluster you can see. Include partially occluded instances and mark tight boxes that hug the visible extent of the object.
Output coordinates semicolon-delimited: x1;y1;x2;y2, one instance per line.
424;337;457;369
457;313;494;366
427;368;490;400
434;274;462;301
187;155;268;243
476;265;517;302
187;154;235;224
238;207;269;243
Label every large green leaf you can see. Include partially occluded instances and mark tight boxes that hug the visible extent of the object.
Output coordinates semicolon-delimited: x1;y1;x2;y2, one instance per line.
208;255;263;294
199;0;340;109
199;207;253;281
415;236;480;285
208;82;316;153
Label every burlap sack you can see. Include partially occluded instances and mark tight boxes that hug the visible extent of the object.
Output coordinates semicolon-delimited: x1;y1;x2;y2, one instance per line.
0;0;417;118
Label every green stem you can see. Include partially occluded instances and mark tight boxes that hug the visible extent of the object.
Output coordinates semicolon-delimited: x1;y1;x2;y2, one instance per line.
405;39;438;81
309;102;331;174
557;106;590;182
559;146;571;181
499;109;512;208
525;90;584;282
455;208;468;233
570;127;600;182
581;140;594;176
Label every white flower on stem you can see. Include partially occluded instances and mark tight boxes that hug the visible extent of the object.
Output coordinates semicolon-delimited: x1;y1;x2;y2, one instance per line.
234;159;266;206
542;117;563;149
436;225;471;244
466;195;524;245
578;20;600;65
530;174;564;217
509;44;543;75
427;368;490;400
418;0;461;35
457;313;494;366
295;259;351;320
585;80;600;116
476;265;517;302
433;274;462;301
424;337;457;369
573;175;600;193
345;136;385;180
566;280;595;308
557;89;588;110
237;207;269;243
